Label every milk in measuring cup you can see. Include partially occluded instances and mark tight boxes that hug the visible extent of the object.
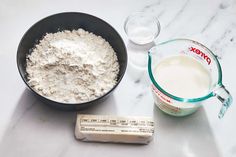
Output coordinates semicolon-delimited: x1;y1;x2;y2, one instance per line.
153;55;212;116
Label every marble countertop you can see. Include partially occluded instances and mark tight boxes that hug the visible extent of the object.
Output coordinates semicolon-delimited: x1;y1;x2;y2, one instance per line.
0;0;236;156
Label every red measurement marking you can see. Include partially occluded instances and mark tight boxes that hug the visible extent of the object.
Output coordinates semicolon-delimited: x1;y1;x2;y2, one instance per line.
159;102;180;113
152;85;172;103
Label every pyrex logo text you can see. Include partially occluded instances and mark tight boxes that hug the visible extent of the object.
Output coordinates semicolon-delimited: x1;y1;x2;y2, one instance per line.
189;47;211;65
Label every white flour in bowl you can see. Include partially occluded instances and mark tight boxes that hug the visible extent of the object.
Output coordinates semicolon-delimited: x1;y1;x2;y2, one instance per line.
26;28;119;103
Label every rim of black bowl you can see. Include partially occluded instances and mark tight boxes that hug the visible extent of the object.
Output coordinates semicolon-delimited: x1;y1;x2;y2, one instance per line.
16;12;127;107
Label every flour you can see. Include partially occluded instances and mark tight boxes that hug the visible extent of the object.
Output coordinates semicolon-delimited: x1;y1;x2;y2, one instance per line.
26;29;119;103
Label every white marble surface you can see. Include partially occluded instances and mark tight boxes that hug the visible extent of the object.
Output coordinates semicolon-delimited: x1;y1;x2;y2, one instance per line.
0;0;236;156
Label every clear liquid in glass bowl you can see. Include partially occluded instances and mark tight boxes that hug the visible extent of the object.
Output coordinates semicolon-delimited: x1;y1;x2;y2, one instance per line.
124;12;161;45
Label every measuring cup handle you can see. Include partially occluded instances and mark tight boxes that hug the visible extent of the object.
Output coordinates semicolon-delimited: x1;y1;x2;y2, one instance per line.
214;85;233;118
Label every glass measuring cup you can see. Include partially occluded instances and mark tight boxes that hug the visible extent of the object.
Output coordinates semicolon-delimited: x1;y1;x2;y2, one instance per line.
148;39;232;118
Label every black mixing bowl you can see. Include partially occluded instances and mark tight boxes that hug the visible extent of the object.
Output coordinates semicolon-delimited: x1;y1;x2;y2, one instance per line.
17;12;127;110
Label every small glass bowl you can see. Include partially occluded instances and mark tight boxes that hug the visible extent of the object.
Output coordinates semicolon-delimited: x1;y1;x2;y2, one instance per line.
124;12;161;45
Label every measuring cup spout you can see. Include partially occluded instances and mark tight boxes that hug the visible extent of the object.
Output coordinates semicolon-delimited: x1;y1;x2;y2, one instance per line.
214;85;233;118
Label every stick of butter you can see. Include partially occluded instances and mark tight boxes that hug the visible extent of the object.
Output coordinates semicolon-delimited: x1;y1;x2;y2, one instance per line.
75;114;154;144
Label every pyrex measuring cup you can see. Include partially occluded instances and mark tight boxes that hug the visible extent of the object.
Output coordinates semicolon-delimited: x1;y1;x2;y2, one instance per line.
148;39;232;118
